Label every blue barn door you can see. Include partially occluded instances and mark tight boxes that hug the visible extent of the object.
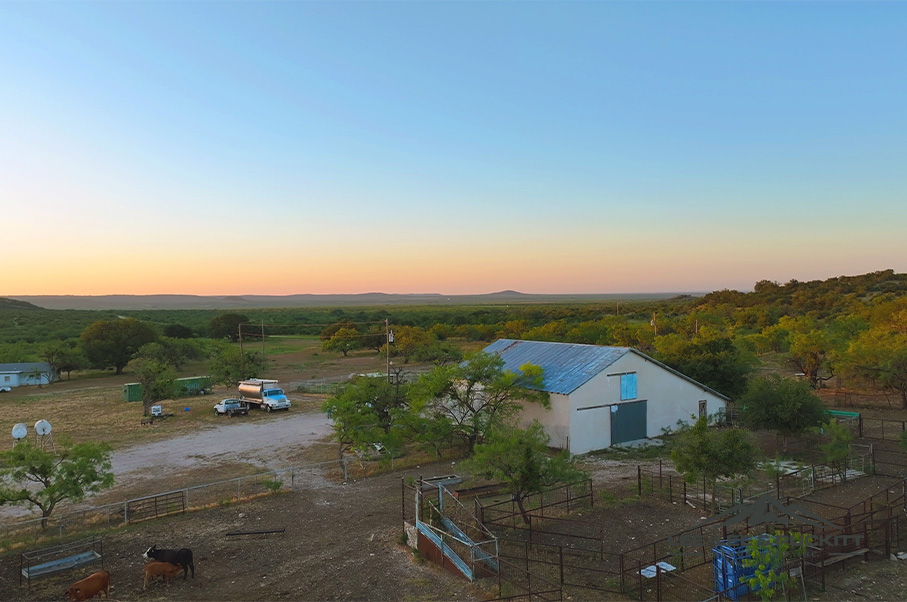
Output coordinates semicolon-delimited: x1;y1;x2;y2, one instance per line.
611;400;647;445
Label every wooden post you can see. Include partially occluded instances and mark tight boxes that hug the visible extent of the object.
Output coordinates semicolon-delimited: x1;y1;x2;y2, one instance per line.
620;554;625;593
638;560;643;602
638;465;642;496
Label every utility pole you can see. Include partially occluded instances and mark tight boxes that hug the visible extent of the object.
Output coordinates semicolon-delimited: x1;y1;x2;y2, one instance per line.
239;324;244;375
386;319;392;383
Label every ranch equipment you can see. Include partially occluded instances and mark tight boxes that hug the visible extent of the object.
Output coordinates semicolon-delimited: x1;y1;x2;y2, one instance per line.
20;538;103;587
238;378;291;412
124;376;213;402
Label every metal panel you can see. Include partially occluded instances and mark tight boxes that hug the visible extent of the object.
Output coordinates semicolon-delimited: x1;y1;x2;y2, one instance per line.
611;400;647;444
620;373;637;400
482;339;629;395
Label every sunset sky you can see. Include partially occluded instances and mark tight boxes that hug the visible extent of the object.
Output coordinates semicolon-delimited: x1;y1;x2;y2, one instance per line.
2;2;905;296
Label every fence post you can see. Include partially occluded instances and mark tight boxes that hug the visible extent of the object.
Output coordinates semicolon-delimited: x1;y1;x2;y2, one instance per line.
859;416;863;438
237;477;241;501
124;501;128;525
638;466;642;496
559;545;564;585
656;563;661;602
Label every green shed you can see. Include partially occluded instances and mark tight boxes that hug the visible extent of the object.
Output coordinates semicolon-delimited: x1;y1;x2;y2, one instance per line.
124;382;143;402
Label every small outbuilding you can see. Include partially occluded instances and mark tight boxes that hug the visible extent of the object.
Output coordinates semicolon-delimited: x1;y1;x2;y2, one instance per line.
0;362;58;390
483;339;729;454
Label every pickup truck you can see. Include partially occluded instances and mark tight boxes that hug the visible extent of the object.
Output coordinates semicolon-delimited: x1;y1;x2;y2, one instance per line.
213;398;250;417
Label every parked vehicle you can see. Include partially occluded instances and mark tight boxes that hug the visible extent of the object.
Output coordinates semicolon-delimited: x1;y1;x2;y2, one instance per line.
238;379;291;412
214;398;249;417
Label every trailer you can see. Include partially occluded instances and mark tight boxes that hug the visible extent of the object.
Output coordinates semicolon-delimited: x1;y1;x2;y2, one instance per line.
123;376;212;402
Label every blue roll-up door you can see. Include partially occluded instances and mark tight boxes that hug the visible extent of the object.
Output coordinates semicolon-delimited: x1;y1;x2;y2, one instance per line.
611;400;647;445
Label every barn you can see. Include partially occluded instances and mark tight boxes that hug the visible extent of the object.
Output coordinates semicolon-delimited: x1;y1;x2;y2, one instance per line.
0;362;58;390
483;339;729;455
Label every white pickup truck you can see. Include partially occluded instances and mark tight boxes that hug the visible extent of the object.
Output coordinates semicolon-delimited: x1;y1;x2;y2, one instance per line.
237;379;291;412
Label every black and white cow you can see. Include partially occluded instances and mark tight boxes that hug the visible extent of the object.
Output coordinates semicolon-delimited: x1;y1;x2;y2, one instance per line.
143;545;195;579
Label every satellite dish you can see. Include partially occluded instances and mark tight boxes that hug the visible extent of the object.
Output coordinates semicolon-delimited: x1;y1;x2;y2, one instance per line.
35;420;52;436
12;423;27;440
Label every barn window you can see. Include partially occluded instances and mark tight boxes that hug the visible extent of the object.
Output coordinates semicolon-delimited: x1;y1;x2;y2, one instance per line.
3;376;9;382
620;373;637;400
699;400;707;418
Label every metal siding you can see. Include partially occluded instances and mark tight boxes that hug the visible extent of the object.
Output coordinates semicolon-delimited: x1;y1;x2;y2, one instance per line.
482;339;630;395
611;400;647;444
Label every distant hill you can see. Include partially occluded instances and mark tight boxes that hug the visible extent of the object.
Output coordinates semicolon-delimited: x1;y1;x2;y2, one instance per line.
0;297;42;310
7;291;698;311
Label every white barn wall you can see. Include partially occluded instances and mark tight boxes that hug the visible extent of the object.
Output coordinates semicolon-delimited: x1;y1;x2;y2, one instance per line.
518;392;571;450
518;351;727;455
606;352;726;439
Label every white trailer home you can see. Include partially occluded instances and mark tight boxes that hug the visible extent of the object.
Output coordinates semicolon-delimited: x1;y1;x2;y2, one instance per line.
483;339;729;455
0;362;58;390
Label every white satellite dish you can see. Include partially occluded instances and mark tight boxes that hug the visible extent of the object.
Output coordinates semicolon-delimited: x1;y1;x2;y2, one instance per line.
12;423;27;440
35;420;52;436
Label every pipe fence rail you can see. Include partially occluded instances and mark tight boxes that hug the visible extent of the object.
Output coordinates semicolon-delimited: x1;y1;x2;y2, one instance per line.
0;459;348;545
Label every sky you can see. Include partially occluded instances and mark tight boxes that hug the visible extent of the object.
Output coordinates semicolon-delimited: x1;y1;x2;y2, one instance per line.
1;2;905;296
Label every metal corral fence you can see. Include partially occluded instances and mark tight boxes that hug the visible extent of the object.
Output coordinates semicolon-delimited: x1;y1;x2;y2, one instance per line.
0;459;349;545
639;452;874;514
859;416;907;441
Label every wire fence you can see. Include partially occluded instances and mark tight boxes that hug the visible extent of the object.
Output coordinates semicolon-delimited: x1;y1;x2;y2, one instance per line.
0;459;348;547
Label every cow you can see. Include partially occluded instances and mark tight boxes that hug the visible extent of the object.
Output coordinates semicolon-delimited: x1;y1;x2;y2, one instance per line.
143;545;195;579
143;561;183;589
66;570;110;601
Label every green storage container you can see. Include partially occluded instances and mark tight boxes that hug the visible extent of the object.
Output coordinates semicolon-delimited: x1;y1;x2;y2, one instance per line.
124;382;143;402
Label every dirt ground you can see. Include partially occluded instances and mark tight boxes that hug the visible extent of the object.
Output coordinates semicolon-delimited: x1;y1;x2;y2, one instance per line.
0;464;486;602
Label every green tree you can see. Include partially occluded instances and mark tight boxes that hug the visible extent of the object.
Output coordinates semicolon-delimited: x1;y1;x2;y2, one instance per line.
818;419;853;482
0;440;114;527
135;338;203;371
654;336;753;398
742;532;807;601
41;340;85;380
671;416;759;486
408;352;548;453
739;375;826;437
322;327;363;357
840;328;907;408
130;357;177;417
207;313;249;342
80;318;158;375
163;323;194;339
208;343;266;385
322;376;409;466
464;421;586;524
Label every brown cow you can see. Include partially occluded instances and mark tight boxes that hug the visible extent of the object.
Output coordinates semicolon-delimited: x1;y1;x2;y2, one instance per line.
144;561;184;589
66;570;110;601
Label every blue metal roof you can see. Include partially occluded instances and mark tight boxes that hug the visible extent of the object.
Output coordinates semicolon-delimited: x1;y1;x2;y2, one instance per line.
482;339;631;395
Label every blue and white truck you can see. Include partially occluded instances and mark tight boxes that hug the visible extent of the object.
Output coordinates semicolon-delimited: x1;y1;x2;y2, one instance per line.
238;378;291;412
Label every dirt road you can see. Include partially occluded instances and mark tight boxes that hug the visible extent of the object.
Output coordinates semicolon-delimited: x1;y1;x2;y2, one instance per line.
111;410;333;483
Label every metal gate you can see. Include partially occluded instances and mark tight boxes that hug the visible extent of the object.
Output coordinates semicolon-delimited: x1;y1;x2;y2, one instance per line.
611;400;647;445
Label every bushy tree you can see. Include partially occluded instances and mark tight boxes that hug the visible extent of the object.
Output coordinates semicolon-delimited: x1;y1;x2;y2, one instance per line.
41;340;85;380
208;343;266;385
408;352;548;452
464;421;586;524
163;323;194;339
671;416;759;485
80;318;158;374
739;375;826;437
654;336;754;398
207;313;249;342
130;357;177;417
322;327;363;357
0;440;114;527
322;376;410;465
